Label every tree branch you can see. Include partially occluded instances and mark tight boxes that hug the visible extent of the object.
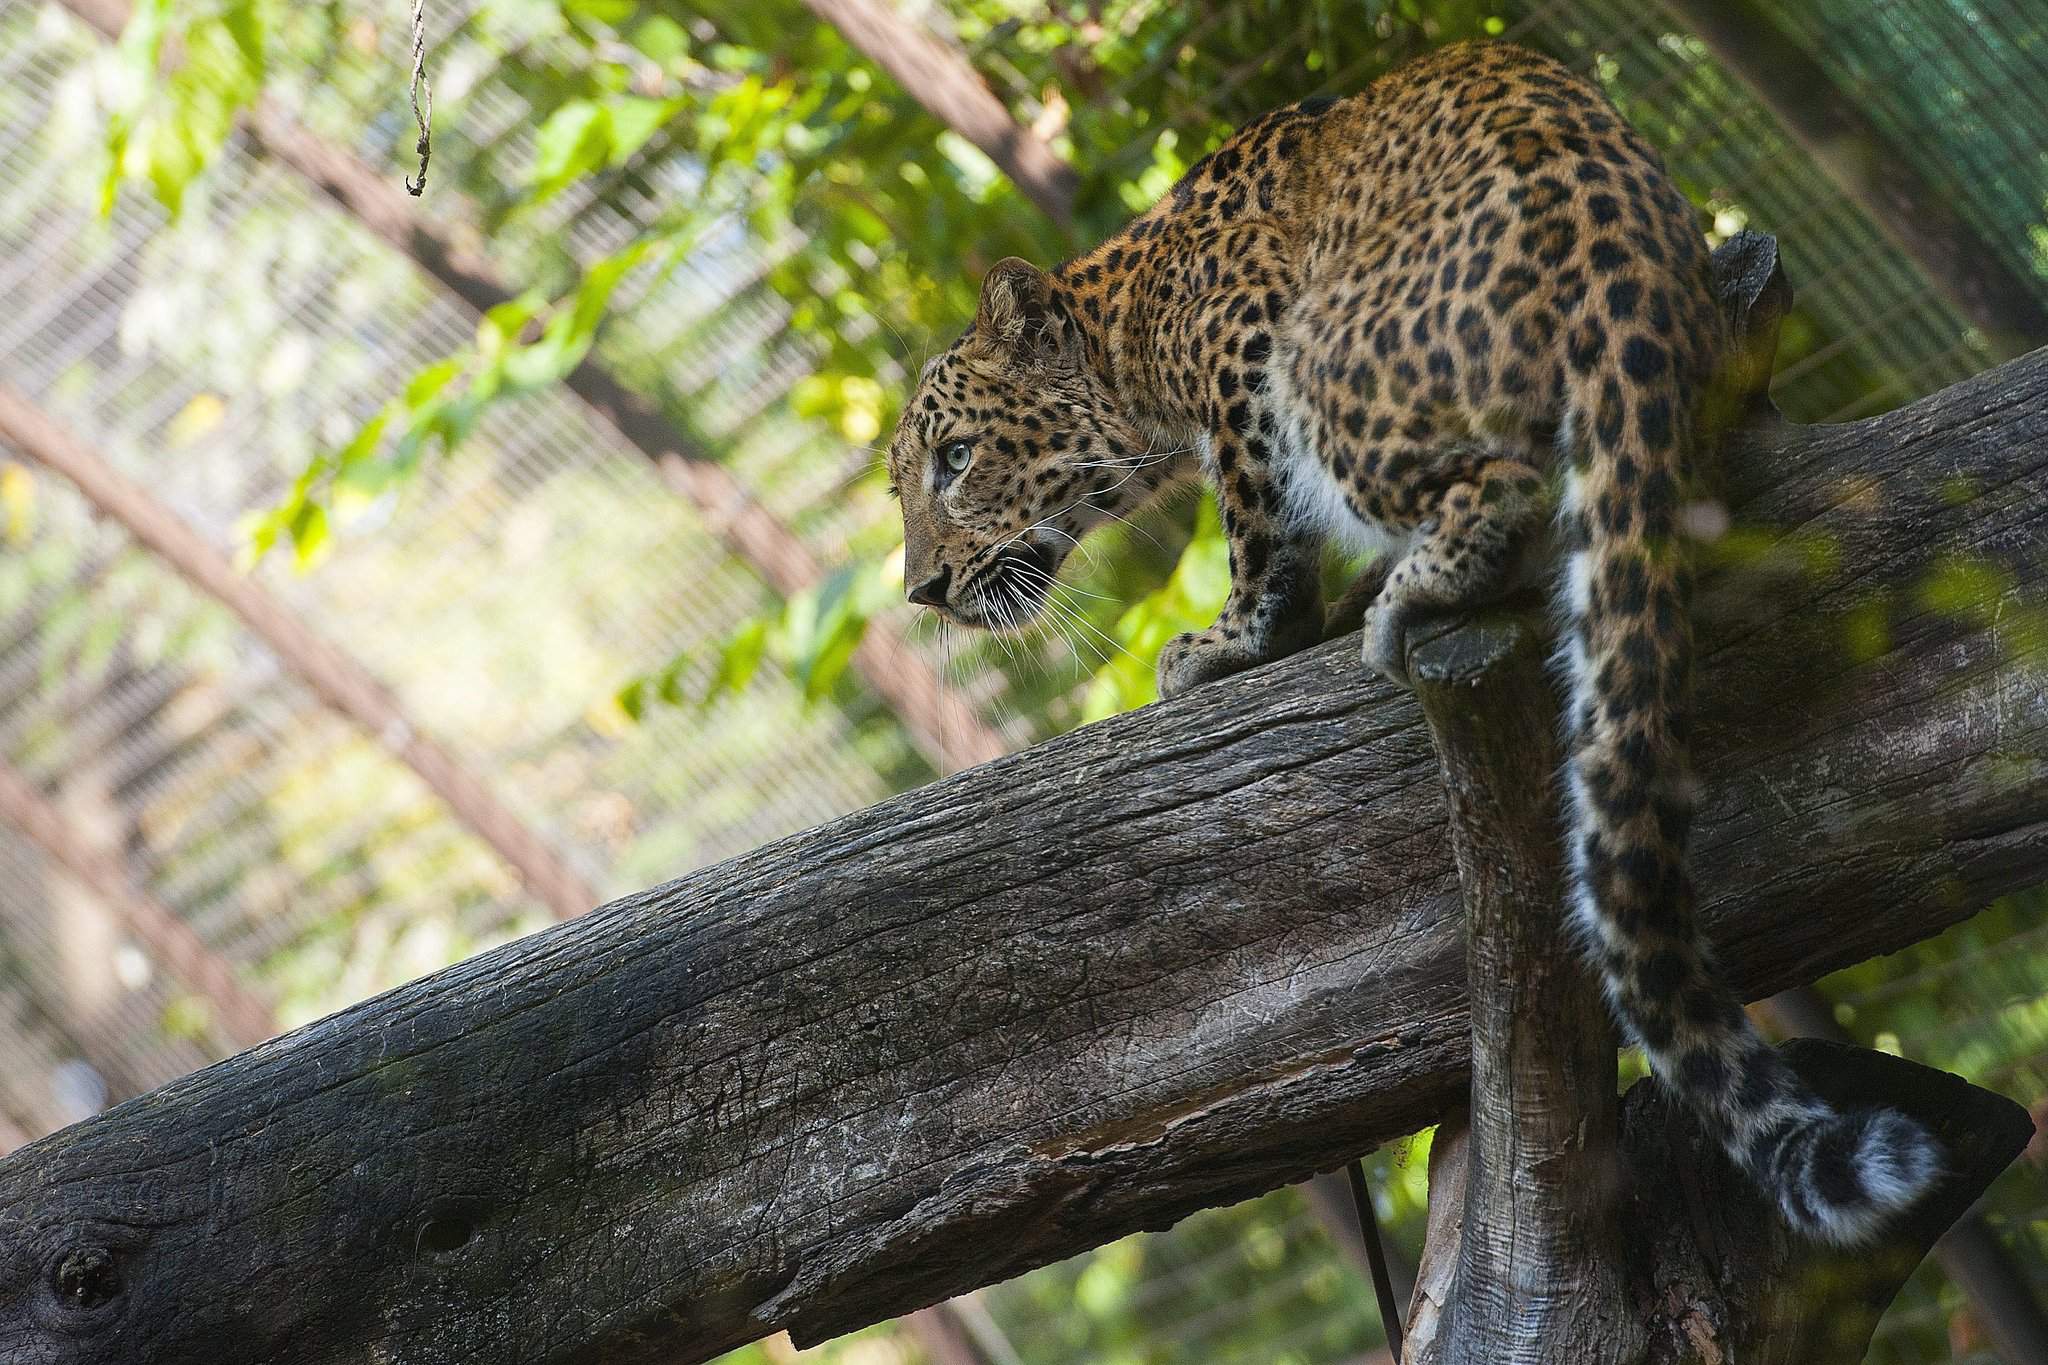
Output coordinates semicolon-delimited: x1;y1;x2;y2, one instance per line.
1663;0;2048;356
0;315;2041;1358
0;386;599;923
0;756;276;1053
52;0;1008;775
800;0;1079;229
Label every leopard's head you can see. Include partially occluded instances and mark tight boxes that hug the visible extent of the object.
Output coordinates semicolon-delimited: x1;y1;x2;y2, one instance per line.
887;258;1159;629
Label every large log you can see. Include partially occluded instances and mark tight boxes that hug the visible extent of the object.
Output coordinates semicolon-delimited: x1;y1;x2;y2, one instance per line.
1;343;2043;1359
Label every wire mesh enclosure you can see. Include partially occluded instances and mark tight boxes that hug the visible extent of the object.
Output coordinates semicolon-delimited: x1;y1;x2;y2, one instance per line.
0;0;2042;1359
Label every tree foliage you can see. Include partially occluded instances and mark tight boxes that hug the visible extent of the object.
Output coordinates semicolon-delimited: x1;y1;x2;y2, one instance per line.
65;1;2048;1358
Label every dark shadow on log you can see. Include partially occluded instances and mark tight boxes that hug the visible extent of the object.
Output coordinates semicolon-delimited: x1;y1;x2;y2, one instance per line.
1764;987;2048;1365
1620;1041;2032;1364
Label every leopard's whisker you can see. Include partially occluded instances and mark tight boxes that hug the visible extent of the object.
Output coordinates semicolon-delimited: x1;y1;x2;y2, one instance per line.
1039;588;1142;666
1015;565;1117;604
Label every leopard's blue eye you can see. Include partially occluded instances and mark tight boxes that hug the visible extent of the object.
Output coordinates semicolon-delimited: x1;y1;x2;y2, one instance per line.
938;441;973;481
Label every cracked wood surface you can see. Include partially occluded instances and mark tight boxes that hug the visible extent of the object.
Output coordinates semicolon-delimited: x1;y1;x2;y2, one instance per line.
0;343;2042;1360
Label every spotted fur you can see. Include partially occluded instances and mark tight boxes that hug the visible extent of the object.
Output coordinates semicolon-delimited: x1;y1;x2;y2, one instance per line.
887;41;1938;1243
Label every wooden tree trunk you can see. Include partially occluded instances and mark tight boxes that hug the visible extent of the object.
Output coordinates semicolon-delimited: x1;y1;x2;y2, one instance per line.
1397;616;2034;1364
0;239;2039;1363
1401;614;1639;1362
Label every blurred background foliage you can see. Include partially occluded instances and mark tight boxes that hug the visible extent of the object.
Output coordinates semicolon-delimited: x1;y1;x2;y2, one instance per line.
0;0;2045;1360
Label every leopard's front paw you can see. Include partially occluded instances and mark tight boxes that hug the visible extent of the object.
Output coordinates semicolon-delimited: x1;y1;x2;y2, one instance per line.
1363;596;1420;689
1157;628;1265;699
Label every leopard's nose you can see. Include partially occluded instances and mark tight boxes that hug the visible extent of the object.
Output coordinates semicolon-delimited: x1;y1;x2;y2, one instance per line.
907;565;952;608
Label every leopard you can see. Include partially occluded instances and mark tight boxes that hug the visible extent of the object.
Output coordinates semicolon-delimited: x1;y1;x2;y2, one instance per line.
884;39;1939;1244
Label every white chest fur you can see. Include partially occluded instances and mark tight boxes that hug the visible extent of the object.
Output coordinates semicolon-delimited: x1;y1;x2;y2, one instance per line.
1262;360;1414;562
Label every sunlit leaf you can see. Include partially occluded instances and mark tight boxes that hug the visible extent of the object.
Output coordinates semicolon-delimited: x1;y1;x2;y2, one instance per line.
404;357;464;408
605;97;683;167
0;462;34;545
532;99;611;200
287;498;330;570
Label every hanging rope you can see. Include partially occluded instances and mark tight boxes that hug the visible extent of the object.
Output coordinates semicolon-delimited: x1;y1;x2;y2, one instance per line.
404;0;433;195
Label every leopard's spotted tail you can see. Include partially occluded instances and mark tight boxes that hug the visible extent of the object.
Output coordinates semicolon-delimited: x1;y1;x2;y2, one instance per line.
1554;355;1940;1245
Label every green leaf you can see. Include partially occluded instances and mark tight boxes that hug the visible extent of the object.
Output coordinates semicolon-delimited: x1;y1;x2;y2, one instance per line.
707;617;769;703
655;658;689;707
532;99;611;200
142;119;200;216
220;0;264;69
287;499;329;569
629;16;691;64
233;506;284;570
403;358;464;408
615;676;647;722
330;407;392;472
564;0;636;22
788;566;872;702
605;97;682;167
478;294;545;361
504;241;652;388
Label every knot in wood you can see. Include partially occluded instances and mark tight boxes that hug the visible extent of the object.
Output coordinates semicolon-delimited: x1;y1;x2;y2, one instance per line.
51;1243;121;1312
414;1194;493;1264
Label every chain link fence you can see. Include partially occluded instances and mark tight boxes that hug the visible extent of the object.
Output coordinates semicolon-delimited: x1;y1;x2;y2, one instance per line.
0;0;2041;1358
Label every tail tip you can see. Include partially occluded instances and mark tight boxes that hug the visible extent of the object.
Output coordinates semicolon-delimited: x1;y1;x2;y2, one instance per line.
1786;1108;1942;1247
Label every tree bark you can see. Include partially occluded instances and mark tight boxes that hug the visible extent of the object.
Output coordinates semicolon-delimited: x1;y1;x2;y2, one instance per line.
1402;615;1636;1363
52;0;1009;776
1762;987;2048;1365
1396;624;2035;1363
0;313;2041;1359
1620;1039;2029;1364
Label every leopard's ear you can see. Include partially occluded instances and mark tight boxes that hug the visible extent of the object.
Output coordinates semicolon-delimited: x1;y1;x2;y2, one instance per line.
975;257;1071;363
